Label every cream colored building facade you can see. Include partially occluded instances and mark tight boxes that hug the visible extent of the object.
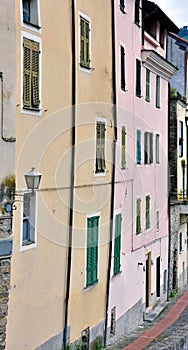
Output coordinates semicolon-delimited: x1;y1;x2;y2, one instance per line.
6;1;113;349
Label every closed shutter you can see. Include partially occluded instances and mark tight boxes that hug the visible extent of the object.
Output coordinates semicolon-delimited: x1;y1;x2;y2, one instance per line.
80;17;90;68
156;75;160;108
136;59;141;97
136;198;141;234
146;195;150;229
96;123;106;173
122;126;126;169
23;38;39;109
87;216;99;286
137;130;141;164
114;214;122;275
146;68;150;102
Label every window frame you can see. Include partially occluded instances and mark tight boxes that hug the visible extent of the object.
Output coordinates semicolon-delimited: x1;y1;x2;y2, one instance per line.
95;119;106;175
79;12;91;71
156;210;160;231
179;232;183;253
86;215;99;287
113;213;122;275
21;31;42;115
20;191;37;251
155;134;160;164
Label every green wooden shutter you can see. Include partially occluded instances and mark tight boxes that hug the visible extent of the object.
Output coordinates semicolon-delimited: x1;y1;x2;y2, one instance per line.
96;123;105;173
137;130;141;164
86;216;99;286
145;68;150;102
122;126;126;169
136;198;141;234
136;59;141;97
114;214;122;275
146;195;150;229
156;75;160;108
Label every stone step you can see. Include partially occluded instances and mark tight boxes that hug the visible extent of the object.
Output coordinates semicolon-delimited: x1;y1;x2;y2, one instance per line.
143;302;167;322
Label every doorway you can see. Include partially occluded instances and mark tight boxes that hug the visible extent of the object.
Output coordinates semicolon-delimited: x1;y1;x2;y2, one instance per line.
156;256;160;297
145;252;151;308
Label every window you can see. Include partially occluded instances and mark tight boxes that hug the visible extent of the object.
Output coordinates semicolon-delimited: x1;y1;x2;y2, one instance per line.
136;198;141;234
121;126;126;169
114;214;122;275
23;38;40;110
163;269;167;293
146;195;150;229
96;122;106;173
179;232;183;253
156;210;159;231
144;132;153;164
86;216;99;286
22;0;39;27
22;193;36;246
135;0;140;25
120;0;125;12
156;75;160;108
179;121;183;157
156;134;160;163
145;68;150;102
80;16;90;69
120;46;126;90
136;59;141;97
136;130;141;164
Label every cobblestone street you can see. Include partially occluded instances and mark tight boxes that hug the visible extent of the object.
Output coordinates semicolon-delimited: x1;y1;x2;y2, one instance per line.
107;287;188;350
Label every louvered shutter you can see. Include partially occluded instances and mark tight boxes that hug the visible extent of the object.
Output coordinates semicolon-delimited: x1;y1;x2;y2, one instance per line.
136;198;141;234
31;42;39;107
23;40;31;107
146;68;150;102
80;17;90;68
86;216;99;286
146;195;150;229
135;0;140;24
96;123;106;173
114;214;122;275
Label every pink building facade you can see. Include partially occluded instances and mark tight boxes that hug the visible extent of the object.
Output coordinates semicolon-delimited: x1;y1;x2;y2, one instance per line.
107;0;178;343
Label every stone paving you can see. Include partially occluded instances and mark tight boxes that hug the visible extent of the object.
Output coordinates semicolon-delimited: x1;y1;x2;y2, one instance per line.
106;287;188;350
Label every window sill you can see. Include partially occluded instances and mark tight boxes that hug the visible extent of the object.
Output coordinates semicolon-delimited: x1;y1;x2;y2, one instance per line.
94;170;106;177
23;106;41;112
112;270;122;279
22;240;35;246
84;280;98;291
23;20;41;30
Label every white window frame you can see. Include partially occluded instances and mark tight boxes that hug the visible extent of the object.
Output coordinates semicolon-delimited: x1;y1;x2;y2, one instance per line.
20;0;41;33
78;11;92;73
20;190;38;251
94;117;107;177
21;31;42;115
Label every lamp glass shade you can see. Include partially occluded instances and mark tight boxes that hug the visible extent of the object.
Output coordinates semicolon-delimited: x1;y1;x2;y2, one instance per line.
24;168;42;190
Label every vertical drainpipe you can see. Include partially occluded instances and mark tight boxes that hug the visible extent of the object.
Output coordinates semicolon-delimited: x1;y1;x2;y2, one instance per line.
167;82;171;301
103;0;117;347
63;0;76;347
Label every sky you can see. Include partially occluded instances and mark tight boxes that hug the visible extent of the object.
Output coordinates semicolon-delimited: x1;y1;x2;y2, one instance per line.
154;0;187;29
